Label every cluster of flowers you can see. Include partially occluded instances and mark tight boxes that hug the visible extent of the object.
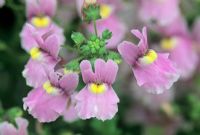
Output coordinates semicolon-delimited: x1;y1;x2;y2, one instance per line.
2;2;200;135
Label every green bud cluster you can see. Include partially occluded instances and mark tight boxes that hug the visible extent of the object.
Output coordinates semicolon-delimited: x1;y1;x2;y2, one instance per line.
80;34;106;58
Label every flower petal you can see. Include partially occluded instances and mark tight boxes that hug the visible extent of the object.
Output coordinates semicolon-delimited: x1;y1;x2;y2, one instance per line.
80;60;95;83
118;41;140;66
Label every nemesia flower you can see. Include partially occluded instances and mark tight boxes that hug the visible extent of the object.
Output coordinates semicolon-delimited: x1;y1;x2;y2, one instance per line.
138;0;180;26
75;59;119;121
26;0;57;19
23;70;79;122
161;36;198;79
0;117;28;135
0;0;5;7
22;29;61;87
20;23;65;53
118;27;179;94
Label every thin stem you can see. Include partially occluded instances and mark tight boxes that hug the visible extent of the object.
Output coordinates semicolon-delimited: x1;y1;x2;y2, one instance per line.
36;122;43;135
93;20;98;36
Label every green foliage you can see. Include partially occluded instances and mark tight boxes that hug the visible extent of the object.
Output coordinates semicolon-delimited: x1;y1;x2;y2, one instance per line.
71;32;86;45
83;5;101;22
102;29;112;40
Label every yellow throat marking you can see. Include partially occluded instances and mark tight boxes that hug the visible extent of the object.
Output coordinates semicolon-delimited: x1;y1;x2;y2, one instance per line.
31;16;50;28
43;81;57;94
139;49;158;65
30;47;42;60
90;83;106;94
100;4;112;19
161;38;177;51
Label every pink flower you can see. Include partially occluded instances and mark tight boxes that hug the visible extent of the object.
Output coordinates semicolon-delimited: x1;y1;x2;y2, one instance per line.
0;117;28;135
160;36;198;79
20;23;65;53
118;27;179;94
75;59;119;121
138;0;180;26
23;70;79;123
26;0;57;19
22;29;62;87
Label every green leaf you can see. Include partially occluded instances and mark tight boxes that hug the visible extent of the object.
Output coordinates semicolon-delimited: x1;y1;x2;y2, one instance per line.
71;32;86;45
102;29;112;40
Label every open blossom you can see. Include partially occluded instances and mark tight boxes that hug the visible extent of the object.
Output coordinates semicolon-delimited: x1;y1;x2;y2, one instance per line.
161;37;198;79
75;59;119;121
23;70;79;123
0;117;28;135
22;28;61;87
20;23;64;53
138;0;180;26
118;27;179;94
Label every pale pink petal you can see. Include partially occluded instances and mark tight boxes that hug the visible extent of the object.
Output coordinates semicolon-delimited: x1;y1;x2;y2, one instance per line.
118;41;140;65
75;86;119;121
133;53;180;94
0;118;28;135
94;59;118;84
23;87;68;123
131;27;148;54
80;60;95;83
59;73;79;94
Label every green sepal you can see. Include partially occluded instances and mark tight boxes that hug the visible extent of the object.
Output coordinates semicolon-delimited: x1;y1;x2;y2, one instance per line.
106;51;122;64
71;32;86;45
65;59;80;72
83;5;101;22
102;29;112;40
6;107;23;122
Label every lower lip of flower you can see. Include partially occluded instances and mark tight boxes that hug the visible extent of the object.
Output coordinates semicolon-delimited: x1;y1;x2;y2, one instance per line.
31;16;50;28
138;49;158;65
89;83;106;94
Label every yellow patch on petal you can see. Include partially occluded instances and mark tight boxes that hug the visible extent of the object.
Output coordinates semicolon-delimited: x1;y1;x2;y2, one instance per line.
90;83;106;94
31;16;50;28
161;38;177;51
43;81;57;94
30;47;42;60
139;49;158;65
100;4;112;19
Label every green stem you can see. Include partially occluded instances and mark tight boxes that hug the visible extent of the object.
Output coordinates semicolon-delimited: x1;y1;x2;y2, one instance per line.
93;20;98;36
